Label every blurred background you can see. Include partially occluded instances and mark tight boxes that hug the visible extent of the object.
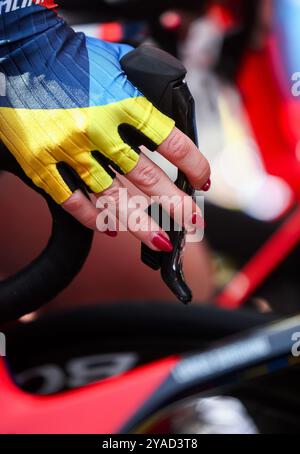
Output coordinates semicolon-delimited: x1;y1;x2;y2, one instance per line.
2;1;300;434
1;0;300;313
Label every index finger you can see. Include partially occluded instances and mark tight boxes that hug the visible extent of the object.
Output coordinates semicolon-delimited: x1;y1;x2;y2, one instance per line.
157;127;210;191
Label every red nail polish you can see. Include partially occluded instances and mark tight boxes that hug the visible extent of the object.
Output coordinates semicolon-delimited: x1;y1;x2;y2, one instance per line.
191;213;205;229
105;230;118;237
201;178;211;192
152;233;173;252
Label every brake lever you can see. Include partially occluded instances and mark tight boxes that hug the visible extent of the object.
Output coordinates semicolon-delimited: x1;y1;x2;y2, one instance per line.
121;45;198;303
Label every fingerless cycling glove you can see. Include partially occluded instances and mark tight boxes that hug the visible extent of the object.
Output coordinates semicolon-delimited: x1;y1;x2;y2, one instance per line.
0;1;174;203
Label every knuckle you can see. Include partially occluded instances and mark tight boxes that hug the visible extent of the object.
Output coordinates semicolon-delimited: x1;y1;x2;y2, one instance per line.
167;129;189;160
134;162;160;188
101;184;121;204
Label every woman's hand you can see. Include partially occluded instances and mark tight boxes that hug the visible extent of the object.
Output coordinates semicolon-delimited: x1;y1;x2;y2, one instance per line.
63;126;210;252
0;6;210;251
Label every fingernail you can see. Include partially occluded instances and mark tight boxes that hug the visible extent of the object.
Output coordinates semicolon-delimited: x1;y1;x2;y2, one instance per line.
152;233;173;252
201;178;211;192
191;213;205;229
105;230;118;237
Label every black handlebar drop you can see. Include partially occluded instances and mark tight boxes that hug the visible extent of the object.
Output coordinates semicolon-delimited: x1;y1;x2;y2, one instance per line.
0;146;93;324
121;45;198;304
